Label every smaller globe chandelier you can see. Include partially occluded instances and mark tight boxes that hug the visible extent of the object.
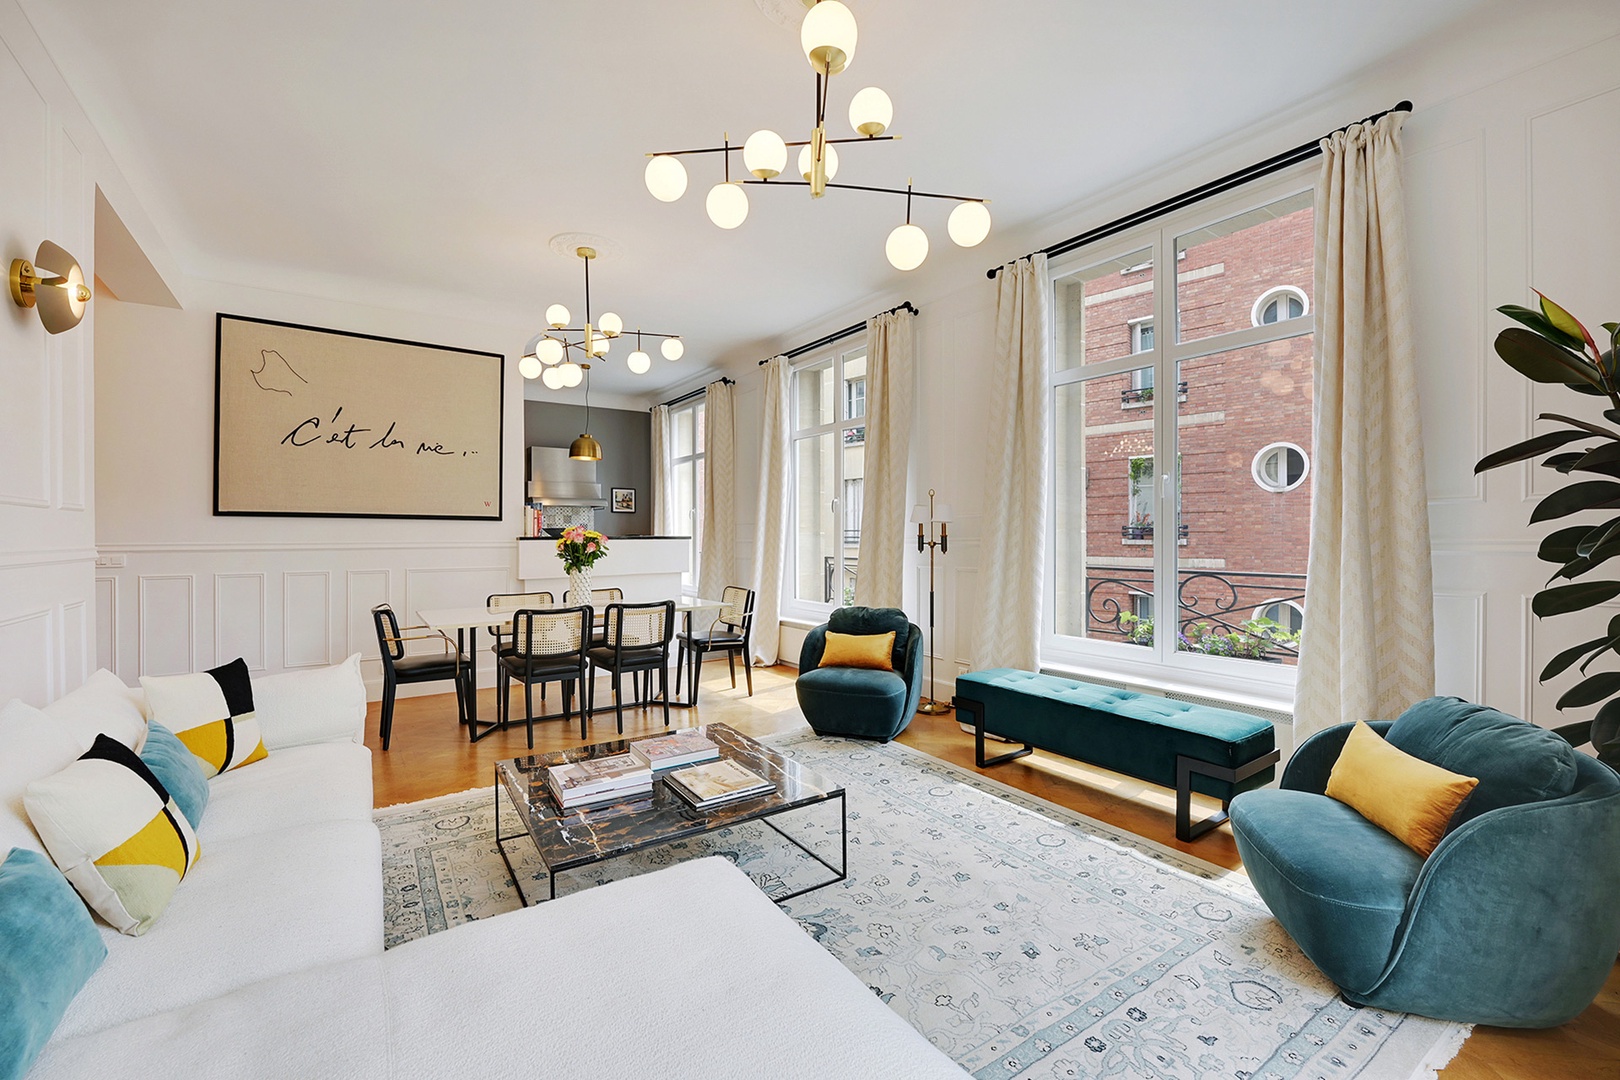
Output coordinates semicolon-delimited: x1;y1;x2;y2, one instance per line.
642;0;990;271
520;246;682;389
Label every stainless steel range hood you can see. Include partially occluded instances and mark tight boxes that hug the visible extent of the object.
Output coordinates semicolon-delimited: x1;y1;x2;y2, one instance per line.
528;446;607;507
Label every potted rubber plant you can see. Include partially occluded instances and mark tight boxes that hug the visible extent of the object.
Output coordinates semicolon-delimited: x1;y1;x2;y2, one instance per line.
1474;292;1620;769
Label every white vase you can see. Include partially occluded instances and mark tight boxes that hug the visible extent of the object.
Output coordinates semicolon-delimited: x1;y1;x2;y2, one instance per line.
567;566;592;607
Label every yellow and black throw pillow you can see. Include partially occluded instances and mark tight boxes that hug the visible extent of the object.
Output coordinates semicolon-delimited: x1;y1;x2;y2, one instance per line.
140;657;267;778
24;734;200;935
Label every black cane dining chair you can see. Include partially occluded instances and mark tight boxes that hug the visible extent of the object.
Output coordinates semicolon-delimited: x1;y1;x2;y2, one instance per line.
496;606;591;747
371;603;471;751
586;600;675;734
487;591;554;706
588;588;623;648
675;586;755;706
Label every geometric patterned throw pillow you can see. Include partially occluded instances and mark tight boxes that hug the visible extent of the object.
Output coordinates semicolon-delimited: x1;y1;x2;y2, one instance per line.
139;658;268;778
23;734;200;936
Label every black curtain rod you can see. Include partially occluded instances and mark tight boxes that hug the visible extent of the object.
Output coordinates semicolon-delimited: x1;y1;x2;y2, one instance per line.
653;376;734;411
987;99;1413;279
757;300;918;365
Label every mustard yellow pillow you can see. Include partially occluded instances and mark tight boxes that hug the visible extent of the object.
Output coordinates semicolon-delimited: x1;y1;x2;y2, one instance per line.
820;630;896;671
1325;721;1479;857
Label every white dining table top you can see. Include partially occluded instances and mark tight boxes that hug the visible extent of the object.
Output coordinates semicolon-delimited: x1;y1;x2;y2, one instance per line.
417;599;721;632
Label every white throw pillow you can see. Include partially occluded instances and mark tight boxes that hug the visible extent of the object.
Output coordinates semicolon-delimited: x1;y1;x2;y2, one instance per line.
253;653;367;750
42;669;148;753
0;699;85;856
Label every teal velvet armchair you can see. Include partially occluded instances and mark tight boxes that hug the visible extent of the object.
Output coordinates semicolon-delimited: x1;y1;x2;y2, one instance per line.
1230;697;1620;1028
796;607;924;741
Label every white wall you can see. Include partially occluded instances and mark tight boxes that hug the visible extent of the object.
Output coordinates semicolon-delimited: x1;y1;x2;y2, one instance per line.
726;8;1620;726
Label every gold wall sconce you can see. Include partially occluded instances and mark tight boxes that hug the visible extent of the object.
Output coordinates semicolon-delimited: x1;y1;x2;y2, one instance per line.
10;240;91;334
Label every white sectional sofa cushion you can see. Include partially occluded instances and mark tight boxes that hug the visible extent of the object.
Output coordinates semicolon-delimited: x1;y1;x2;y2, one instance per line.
31;857;967;1080
201;742;375;843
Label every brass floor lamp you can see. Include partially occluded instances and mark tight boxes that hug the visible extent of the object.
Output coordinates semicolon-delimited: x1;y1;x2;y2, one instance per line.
912;490;953;715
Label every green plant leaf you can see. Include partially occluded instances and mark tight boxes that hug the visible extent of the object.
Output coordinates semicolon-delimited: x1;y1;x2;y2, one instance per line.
1568;381;1607;395
1500;303;1586;351
1543;451;1586;472
1537;292;1602;359
1555;669;1620;709
1542;635;1609;682
1577;517;1620;557
1539;524;1600;564
1474;429;1594;473
1575;442;1620;471
1497;328;1604;387
1528;480;1620;524
1534;580;1620;617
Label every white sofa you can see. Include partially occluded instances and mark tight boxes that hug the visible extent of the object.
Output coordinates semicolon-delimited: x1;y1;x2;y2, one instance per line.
8;660;965;1079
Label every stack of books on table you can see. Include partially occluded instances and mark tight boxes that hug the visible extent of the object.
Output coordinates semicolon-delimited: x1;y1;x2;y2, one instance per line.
628;730;721;770
663;759;776;810
546;753;653;809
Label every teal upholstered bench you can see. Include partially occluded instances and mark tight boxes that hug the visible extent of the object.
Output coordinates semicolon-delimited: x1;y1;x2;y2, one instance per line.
953;668;1279;842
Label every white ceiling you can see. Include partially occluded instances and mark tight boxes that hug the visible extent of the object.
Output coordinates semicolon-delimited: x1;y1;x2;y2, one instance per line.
23;0;1495;396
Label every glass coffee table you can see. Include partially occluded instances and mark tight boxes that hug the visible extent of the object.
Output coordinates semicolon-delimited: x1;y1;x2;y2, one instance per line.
494;723;847;905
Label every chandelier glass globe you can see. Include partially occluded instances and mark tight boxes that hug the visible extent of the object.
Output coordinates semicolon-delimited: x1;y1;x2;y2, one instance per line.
541;365;565;389
559;362;584;388
848;87;892;137
801;0;857;76
743;129;788;180
798;141;839;182
644;155;688;202
706;182;749;229
536;337;564;365
518;354;542;379
627;350;652;374
545;304;570;328
597;311;623;337
589;335;610;357
885;222;929;271
947;201;992;247
661;337;684;361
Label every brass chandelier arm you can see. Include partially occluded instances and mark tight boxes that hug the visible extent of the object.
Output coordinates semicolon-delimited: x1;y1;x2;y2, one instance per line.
545;327;683;339
739;178;989;203
645;134;898;158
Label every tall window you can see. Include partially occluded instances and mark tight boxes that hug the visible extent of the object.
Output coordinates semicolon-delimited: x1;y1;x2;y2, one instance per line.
789;344;866;613
669;399;705;593
1049;177;1314;693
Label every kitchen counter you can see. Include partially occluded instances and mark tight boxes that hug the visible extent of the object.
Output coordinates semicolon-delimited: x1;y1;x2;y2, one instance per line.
515;535;691;600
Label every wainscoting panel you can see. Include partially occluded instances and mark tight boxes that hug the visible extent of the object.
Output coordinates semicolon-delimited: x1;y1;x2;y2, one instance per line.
52;123;87;512
138;575;195;677
95;577;116;672
345;570;391;660
0;608;53;706
282;571;332;669
1432;591;1484;702
59;599;86;693
214;573;267;671
0;44;50;510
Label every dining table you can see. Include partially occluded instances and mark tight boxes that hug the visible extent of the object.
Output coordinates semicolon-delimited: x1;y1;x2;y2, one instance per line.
416;598;725;742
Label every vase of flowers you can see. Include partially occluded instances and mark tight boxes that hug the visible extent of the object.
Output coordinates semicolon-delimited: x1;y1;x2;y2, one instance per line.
556;526;609;605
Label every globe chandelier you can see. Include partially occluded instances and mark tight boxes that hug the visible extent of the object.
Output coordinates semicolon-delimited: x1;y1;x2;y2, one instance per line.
519;246;683;390
641;0;990;271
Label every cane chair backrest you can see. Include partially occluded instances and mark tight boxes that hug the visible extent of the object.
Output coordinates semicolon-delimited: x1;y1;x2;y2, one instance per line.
512;606;589;658
488;591;553;613
590;588;623;605
372;604;405;662
717;586;754;631
604;601;673;650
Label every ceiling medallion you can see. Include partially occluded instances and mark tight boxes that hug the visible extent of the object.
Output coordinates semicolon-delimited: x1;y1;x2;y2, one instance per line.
546;232;624;262
645;0;988;271
519;247;683;390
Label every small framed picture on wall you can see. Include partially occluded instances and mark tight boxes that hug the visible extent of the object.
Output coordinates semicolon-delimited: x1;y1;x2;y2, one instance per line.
611;487;636;513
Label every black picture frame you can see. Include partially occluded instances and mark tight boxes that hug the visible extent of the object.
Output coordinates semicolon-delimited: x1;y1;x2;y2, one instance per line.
215;312;502;518
610;487;636;514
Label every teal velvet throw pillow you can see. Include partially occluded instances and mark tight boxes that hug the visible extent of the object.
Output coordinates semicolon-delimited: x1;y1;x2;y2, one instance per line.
140;722;210;829
0;847;107;1080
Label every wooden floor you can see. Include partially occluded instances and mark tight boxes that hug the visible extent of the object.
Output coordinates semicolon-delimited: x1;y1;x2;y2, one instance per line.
365;662;1619;1080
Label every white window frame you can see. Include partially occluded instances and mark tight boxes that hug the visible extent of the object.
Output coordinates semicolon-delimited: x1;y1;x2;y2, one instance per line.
784;340;867;621
1251;441;1310;493
1251;285;1309;327
1253;599;1305;632
668;398;705;594
1043;168;1317;706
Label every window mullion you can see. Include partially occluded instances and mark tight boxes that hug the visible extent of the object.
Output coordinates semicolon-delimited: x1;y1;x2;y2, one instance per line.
1153;224;1177;666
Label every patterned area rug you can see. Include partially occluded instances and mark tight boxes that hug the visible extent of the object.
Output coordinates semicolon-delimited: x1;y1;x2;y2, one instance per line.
376;733;1469;1080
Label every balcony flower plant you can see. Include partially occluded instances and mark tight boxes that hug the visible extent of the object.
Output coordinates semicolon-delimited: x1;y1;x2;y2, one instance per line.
556;527;609;606
1473;292;1619;769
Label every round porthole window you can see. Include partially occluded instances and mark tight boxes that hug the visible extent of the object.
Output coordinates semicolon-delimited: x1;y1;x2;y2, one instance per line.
1253;600;1305;632
1251;285;1309;327
1252;443;1309;492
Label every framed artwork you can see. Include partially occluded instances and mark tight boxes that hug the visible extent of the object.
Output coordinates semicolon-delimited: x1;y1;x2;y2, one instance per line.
214;314;504;519
611;487;636;513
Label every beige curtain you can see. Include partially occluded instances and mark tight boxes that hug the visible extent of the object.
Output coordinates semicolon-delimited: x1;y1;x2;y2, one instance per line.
972;254;1051;671
1295;111;1434;739
853;309;916;609
750;358;791;665
698;380;737;597
648;404;674;535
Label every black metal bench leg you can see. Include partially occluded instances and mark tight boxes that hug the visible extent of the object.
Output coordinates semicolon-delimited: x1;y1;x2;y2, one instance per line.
1176;749;1281;842
955;696;1033;768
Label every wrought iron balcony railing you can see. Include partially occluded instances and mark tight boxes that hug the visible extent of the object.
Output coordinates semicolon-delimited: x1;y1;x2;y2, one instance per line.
1121;522;1190;541
1083;566;1305;662
1120;381;1189;406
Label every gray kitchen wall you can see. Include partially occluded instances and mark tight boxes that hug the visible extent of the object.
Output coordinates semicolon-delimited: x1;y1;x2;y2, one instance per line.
524;400;651;536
